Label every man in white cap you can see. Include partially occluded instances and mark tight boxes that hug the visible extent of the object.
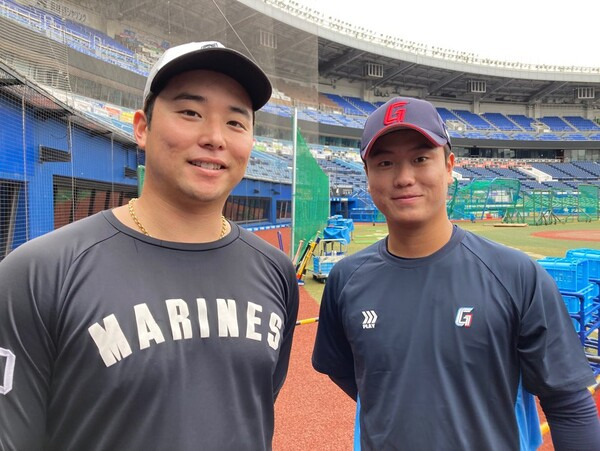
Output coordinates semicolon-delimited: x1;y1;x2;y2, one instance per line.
0;42;298;450
312;97;600;450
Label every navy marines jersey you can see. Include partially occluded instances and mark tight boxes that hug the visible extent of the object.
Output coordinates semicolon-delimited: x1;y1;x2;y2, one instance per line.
313;225;594;450
0;211;298;450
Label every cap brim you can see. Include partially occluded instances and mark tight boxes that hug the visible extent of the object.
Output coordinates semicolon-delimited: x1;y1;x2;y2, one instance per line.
150;48;272;111
361;123;448;160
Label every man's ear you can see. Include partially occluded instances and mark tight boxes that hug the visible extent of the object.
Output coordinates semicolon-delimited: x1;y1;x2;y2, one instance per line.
133;110;148;150
446;152;455;183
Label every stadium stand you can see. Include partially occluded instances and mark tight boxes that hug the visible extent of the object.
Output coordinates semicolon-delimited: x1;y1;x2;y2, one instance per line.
325;94;364;116
481;113;522;131
452;110;495;130
537;133;562;141
531;163;573;179
488;132;511;140
437;108;468;127
565;116;600;131
555;163;598;180
2;0;599;144
512;133;537;141
539;116;575;132
488;167;530;180
343;96;377;115
1;0;599;230
573;161;600;176
508;115;536;131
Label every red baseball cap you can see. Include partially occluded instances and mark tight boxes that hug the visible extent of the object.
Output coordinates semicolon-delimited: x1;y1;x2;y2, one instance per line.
361;96;451;160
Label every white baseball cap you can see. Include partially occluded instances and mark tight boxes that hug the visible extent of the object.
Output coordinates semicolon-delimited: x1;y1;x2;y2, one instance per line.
143;41;272;111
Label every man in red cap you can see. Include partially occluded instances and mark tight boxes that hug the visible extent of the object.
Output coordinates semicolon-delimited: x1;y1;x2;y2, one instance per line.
313;96;600;450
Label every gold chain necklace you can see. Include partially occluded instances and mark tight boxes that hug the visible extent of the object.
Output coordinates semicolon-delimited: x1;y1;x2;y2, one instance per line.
128;198;228;239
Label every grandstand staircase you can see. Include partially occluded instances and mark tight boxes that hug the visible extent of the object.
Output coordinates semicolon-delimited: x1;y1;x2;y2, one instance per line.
518;166;552;183
349;188;382;222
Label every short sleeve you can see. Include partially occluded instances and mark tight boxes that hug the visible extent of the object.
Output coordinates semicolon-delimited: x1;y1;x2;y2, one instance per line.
518;261;596;397
312;266;355;378
0;245;55;449
272;264;299;398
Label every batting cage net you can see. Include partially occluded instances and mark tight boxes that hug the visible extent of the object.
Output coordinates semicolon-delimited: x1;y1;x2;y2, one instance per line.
292;129;329;258
502;186;595;225
0;0;320;259
448;178;521;221
579;184;599;221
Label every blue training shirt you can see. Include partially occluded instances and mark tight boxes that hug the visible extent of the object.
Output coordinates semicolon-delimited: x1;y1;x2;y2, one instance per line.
355;383;542;451
313;225;594;450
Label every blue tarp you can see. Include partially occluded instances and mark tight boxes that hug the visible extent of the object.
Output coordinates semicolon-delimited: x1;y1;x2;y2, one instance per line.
323;226;351;244
327;215;354;231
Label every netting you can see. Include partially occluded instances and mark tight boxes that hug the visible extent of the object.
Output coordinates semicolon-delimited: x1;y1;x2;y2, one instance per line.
579;184;599;221
502;186;594;225
0;0;73;94
0;60;139;261
292;128;329;257
448;178;521;220
0;0;320;258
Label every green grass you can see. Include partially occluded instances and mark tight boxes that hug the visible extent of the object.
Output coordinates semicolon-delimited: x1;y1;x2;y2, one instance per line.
301;220;600;303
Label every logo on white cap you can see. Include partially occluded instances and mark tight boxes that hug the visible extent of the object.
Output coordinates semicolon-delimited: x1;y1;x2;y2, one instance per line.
200;42;221;49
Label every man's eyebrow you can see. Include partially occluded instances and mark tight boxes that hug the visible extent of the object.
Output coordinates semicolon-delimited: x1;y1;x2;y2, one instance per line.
229;105;252;120
172;93;206;103
370;147;394;157
171;93;251;120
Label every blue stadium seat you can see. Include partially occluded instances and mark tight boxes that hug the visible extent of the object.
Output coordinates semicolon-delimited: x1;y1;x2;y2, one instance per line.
436;108;469;127
508;115;536;131
488;132;511;140
572;161;600;177
539;116;574;132
452;110;496;130
482;113;522;131
531;163;571;180
537;133;561;141
325;94;363;116
512;133;537;141
563;134;588;141
488;168;531;180
464;131;488;139
564;116;600;131
343;96;377;115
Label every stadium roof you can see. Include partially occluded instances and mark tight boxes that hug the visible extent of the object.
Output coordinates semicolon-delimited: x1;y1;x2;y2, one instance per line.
120;0;598;107
16;0;598;110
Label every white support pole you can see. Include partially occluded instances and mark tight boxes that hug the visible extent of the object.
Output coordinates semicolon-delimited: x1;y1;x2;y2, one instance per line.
291;107;298;258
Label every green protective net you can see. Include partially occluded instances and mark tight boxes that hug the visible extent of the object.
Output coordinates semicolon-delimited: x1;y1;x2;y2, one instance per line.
578;184;599;221
503;185;593;225
137;165;145;197
448;178;521;220
292;129;330;258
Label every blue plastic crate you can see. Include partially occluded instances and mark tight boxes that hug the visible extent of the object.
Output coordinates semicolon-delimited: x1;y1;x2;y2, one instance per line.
565;248;600;280
312;258;335;275
572;318;580;332
538;257;589;292
561;283;596;314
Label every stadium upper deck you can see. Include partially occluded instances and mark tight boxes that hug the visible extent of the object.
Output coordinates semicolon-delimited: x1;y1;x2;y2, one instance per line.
0;0;599;160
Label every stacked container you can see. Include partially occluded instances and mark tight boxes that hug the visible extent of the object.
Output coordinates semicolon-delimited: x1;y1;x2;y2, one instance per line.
538;249;600;375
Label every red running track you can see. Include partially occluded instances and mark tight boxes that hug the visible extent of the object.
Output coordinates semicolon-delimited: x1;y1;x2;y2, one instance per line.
274;287;355;450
